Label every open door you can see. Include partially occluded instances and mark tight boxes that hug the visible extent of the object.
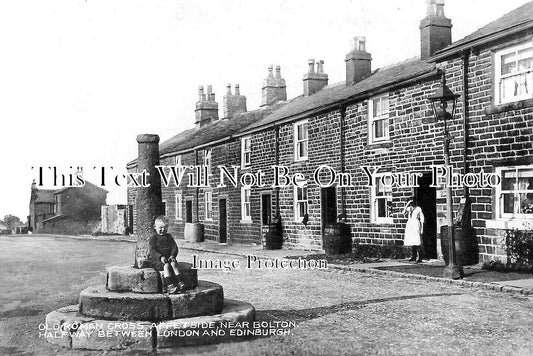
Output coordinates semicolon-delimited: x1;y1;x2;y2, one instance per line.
415;174;437;259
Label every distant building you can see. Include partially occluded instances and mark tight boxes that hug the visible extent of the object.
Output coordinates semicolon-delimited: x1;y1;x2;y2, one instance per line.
0;222;10;235
29;180;108;234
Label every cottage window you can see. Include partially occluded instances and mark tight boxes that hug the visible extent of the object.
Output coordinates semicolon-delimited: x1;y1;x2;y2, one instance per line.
294;186;308;222
54;195;59;214
294;120;308;161
495;41;533;105
175;193;182;220
368;94;390;143
203;149;212;174
370;173;393;223
495;166;533;219
241;136;251;168
204;191;213;221
241;187;252;221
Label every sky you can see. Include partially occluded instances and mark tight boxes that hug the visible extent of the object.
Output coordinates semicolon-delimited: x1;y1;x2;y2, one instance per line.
0;0;530;221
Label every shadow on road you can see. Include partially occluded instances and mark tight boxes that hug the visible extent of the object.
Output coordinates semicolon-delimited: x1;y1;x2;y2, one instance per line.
257;292;463;324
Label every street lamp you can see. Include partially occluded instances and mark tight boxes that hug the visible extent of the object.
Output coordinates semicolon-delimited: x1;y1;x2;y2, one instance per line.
428;74;464;280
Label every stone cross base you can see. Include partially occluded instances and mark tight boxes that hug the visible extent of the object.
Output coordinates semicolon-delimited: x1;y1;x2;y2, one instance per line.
106;262;198;294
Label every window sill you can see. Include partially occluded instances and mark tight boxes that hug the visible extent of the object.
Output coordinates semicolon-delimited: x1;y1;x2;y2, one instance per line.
485;219;532;230
372;218;394;225
485;98;533;115
366;141;393;150
240;219;253;224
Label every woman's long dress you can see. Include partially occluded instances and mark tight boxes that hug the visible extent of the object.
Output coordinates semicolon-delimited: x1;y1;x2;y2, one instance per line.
404;206;424;246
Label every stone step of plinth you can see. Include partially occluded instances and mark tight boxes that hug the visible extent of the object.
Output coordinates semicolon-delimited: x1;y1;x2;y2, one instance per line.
106;263;198;294
79;280;224;321
44;299;255;351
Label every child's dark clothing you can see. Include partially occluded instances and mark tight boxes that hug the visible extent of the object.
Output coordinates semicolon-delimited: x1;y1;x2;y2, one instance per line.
148;233;178;270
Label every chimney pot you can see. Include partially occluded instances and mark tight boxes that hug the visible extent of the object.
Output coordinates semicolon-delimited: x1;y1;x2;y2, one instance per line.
275;65;281;79
198;85;206;101
317;60;324;74
235;84;240;96
308;59;315;73
226;84;232;95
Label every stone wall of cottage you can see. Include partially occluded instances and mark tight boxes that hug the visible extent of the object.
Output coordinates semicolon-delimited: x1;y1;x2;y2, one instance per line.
440;33;533;262
340;77;468;251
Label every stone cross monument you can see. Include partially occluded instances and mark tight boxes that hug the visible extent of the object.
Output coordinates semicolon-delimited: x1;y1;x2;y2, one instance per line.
134;134;164;269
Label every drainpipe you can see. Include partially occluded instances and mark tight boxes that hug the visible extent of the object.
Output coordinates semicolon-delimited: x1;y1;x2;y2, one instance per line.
275;125;280;216
195;149;199;222
340;105;346;217
462;50;470;199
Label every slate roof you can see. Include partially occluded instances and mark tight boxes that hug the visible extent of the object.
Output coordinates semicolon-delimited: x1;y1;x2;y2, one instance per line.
53;180;108;194
433;1;533;59
33;189;55;203
241;58;436;134
127;102;289;166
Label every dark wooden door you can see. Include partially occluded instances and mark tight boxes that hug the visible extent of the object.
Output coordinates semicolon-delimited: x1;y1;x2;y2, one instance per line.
321;187;337;235
219;199;227;243
185;200;193;223
415;174;437;259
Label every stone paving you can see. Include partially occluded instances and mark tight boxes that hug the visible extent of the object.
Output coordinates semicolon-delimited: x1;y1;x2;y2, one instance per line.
1;235;533;355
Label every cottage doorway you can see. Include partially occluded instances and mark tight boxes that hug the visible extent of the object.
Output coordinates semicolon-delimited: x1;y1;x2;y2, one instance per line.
219;198;227;243
415;174;437;259
320;187;337;236
185;200;193;223
261;193;272;225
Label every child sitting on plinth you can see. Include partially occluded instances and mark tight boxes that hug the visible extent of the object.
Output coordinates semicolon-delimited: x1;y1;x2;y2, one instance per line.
149;215;183;294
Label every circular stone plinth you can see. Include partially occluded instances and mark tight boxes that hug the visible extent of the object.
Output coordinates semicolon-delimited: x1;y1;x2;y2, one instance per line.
80;281;223;321
45;299;255;351
106;263;198;294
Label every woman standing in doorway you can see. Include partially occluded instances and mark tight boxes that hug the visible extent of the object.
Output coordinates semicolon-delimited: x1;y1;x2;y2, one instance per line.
402;197;425;262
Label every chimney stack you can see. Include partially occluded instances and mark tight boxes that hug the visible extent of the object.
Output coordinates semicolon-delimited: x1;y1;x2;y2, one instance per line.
303;59;328;96
195;85;219;128
420;0;452;59
261;65;287;107
345;36;372;86
223;84;247;118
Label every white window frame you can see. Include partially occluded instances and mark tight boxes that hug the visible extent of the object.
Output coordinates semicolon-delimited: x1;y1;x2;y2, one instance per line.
241;187;252;222
241;136;251;169
175;193;183;220
294;120;309;161
203;149;212;174
370;173;393;224
204;190;213;221
495;165;533;220
294;186;308;222
494;40;533;105
368;94;390;144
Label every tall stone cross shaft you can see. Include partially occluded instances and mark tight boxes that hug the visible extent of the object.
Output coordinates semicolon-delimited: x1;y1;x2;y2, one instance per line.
134;134;164;269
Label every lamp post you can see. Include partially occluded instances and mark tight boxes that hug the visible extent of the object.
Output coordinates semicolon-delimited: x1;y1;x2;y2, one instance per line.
428;74;464;280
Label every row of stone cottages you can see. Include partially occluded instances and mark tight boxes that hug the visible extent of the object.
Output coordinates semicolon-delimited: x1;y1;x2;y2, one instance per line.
128;1;533;263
